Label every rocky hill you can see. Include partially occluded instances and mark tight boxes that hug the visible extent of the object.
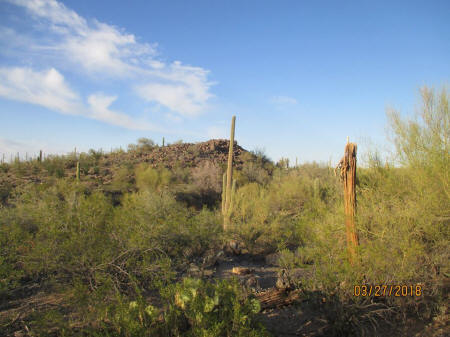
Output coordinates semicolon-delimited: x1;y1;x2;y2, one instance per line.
121;139;249;169
0;139;259;204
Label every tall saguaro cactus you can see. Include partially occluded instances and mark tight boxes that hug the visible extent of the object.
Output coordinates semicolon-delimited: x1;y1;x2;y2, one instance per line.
223;115;236;230
221;173;227;215
336;139;359;263
76;161;80;181
39;150;43;163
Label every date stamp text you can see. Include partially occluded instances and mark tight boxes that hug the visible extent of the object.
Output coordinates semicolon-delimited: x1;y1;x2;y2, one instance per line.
354;285;422;297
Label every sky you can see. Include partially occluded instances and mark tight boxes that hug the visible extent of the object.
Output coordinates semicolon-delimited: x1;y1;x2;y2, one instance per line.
0;0;449;165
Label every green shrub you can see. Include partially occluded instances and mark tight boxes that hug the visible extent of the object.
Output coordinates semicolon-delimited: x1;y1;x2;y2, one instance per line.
289;87;449;319
135;164;173;192
230;171;334;253
105;278;268;337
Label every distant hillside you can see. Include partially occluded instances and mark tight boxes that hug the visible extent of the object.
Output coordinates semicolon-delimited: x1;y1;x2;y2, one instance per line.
0;139;271;206
123;139;249;169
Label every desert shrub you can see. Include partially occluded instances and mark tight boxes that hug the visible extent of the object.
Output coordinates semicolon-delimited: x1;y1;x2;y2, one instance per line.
135;164;173;192
251;148;273;168
115;190;222;260
42;155;66;177
237;160;270;186
0;181;181;297
106;166;134;193
185;161;222;208
171;164;191;184
137;137;156;149
276;157;290;169
0;181;117;285
88;148;103;160
191;161;221;194
0;180;12;205
230;172;334;253
289;87;449;325
127;138;157;154
103;278;268;337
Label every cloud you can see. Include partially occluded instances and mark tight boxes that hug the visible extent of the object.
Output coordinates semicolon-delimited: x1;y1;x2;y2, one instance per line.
0;67;82;115
9;0;88;33
270;95;298;105
88;93;159;130
3;0;214;116
0;66;160;130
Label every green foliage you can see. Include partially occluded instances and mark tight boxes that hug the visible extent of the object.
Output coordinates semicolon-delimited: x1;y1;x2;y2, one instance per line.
116;190;221;260
101;278;268;337
0;88;447;335
230;169;334;253
135;164;173;192
236;160;270;186
287;87;449;316
165;278;267;337
107;166;134;193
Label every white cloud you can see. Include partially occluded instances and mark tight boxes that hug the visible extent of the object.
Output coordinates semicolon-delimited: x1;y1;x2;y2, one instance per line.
0;67;82;115
9;0;87;33
270;95;298;105
88;93;159;130
136;81;210;117
3;0;214;116
0;66;160;130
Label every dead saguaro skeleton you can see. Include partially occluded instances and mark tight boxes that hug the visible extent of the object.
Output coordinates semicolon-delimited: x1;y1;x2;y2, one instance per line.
335;139;359;263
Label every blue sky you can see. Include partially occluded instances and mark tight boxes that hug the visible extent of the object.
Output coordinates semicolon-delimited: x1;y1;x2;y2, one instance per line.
0;0;448;164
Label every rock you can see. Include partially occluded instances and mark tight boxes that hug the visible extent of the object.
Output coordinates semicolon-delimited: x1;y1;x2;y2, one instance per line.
232;267;254;275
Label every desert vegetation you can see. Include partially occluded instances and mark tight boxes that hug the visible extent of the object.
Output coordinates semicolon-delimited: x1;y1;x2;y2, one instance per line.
0;87;448;336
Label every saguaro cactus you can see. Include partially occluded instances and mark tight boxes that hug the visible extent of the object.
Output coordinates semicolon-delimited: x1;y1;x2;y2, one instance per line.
76;161;80;181
39;150;43;163
223;115;236;230
162;137;165;147
222;172;227;215
336;139;359;263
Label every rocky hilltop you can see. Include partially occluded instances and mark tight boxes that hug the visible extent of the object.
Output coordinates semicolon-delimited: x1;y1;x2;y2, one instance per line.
125;139;249;169
0;139;256;202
